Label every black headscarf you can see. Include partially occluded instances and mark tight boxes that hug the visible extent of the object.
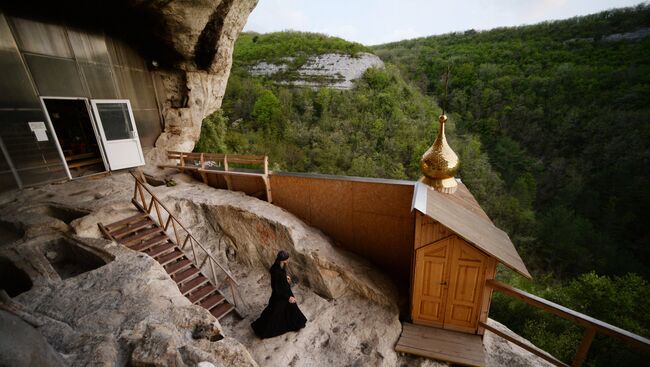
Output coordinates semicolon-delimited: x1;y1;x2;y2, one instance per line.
275;250;289;265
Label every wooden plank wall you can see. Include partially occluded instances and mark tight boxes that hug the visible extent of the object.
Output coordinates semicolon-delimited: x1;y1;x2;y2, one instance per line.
269;173;416;285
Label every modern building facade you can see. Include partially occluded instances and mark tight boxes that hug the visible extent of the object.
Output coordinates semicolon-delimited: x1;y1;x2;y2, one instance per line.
0;12;163;191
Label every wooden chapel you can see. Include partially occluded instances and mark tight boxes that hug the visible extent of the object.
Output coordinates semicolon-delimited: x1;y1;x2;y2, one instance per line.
396;114;531;366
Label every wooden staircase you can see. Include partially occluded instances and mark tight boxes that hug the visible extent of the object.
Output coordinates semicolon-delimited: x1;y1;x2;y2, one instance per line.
98;172;245;320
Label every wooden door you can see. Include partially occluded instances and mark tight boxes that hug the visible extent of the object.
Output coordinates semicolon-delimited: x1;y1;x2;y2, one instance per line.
444;239;488;333
411;236;453;327
412;235;488;333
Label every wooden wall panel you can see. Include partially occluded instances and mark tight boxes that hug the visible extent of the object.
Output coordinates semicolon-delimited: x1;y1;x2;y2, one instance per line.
230;175;267;199
416;216;454;250
308;178;355;248
268;175;312;222
270;173;416;284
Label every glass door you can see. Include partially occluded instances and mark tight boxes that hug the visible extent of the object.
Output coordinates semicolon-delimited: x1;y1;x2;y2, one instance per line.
90;99;145;170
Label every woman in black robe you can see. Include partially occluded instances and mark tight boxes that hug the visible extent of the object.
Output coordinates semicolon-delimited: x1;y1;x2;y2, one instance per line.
251;250;307;339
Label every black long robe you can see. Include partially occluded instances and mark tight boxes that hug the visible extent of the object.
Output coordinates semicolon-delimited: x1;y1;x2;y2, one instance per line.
251;263;307;339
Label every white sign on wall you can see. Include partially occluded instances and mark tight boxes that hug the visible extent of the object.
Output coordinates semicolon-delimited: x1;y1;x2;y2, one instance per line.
28;121;48;142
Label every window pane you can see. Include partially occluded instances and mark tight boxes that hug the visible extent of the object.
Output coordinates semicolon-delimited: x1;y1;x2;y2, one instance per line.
0;13;17;50
96;103;133;140
81;63;117;99
132;109;161;147
0;110;67;185
25;54;85;97
68;29;110;64
0;49;39;108
11;17;72;58
113;67;156;109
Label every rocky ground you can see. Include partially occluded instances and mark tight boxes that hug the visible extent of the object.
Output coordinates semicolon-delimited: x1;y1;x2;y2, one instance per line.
0;170;554;366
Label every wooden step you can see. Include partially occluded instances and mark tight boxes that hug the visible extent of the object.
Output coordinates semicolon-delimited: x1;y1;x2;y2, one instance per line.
131;234;169;252
111;219;154;239
104;213;149;231
179;275;208;295
173;267;200;284
210;302;235;319
200;292;225;310
155;250;185;266
123;227;164;246
188;284;216;303
147;242;175;258
165;259;192;275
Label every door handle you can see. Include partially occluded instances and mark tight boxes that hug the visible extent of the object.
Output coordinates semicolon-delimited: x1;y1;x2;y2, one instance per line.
440;281;447;285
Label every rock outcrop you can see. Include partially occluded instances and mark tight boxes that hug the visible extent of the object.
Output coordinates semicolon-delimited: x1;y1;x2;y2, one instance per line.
250;52;384;89
0;172;566;366
145;0;260;164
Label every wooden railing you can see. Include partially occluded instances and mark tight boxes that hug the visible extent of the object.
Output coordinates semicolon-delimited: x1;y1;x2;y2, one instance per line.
129;171;248;313
485;279;650;367
161;151;272;202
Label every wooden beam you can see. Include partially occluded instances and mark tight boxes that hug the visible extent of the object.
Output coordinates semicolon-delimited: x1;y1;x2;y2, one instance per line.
223;155;232;190
263;176;272;203
478;321;569;367
571;327;596;367
199;153;208;184
486;280;650;352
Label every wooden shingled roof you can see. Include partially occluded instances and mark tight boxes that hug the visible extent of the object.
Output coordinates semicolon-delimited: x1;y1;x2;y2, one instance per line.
412;180;531;278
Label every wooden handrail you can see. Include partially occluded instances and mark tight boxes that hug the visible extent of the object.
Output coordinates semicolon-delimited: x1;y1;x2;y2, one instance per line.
487;279;650;366
128;171;239;287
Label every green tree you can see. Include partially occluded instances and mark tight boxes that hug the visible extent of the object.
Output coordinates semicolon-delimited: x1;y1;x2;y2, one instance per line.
251;90;284;136
194;110;227;153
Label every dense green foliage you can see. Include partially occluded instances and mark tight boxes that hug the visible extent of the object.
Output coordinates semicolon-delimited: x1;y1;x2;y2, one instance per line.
493;270;650;366
221;64;438;178
195;110;227;153
372;5;650;365
197;10;650;364
375;5;650;278
234;31;369;65
210;35;444;179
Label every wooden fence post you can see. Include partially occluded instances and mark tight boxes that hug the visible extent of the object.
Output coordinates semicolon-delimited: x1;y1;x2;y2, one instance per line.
572;327;596;367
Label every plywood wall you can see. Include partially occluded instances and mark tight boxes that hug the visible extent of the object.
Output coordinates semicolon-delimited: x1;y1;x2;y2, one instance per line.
270;173;416;284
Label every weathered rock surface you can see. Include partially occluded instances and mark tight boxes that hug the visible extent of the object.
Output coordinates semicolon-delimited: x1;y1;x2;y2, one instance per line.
0;310;66;367
142;0;259;163
483;318;555;367
0;172;564;366
250;52;384;89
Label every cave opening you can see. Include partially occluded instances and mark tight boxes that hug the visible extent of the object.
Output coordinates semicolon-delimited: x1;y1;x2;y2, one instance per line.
27;204;90;225
0;221;24;246
0;257;33;297
42;238;107;279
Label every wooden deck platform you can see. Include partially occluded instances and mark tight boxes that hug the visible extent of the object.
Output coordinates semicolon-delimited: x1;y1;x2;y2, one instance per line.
395;323;485;367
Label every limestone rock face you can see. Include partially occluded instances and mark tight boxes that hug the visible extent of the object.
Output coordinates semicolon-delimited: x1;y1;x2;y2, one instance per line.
250;52;385;89
0;180;257;367
142;0;259;163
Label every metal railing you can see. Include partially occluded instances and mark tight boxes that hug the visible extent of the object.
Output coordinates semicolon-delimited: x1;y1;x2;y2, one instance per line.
485;279;650;367
129;170;247;313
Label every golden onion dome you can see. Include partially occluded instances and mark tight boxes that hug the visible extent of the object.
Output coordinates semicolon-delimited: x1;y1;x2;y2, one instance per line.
420;114;459;193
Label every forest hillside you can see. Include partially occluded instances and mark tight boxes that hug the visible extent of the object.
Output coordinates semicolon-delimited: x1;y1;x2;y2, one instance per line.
196;8;650;364
372;5;650;365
